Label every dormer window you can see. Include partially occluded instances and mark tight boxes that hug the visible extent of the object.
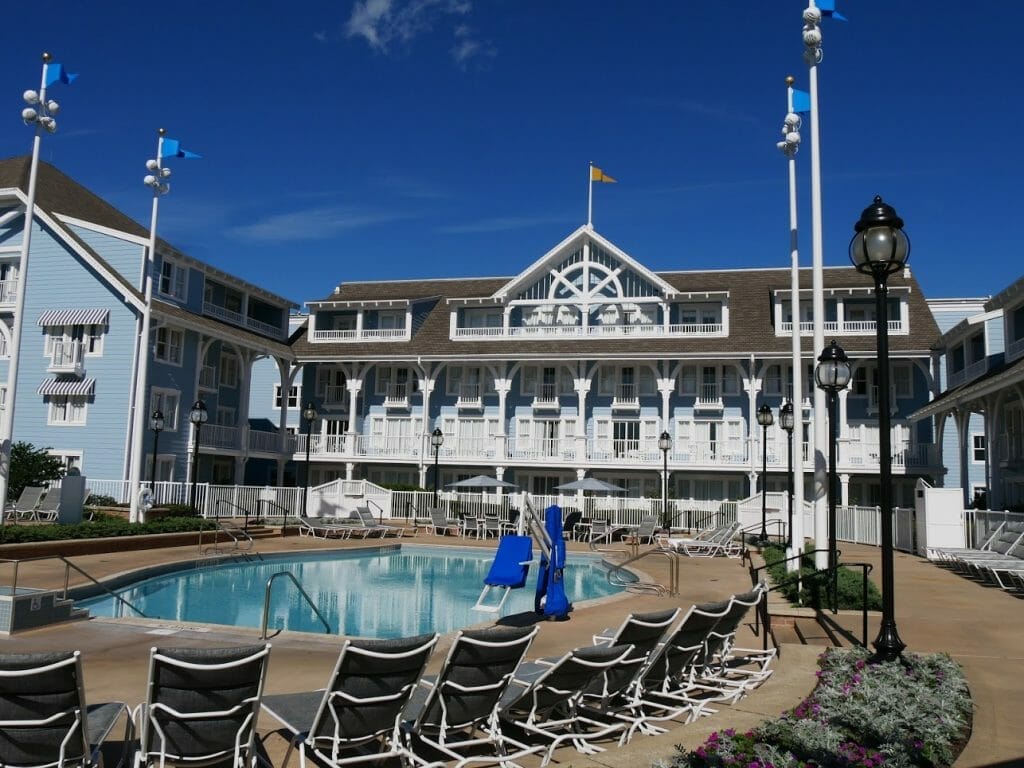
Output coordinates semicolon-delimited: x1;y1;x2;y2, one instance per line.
159;258;187;301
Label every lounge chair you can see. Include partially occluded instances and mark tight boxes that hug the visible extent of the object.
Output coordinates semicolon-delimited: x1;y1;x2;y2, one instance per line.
297;516;353;540
351;506;403;538
427;508;460;536
260;633;437;768
4;486;45;523
479;515;507;539
0;650;130;768
697;585;775;694
402;626;539;765
497;643;635;766
33;491;61;523
133;644;271;768
562;511;581;540
662;521;742;558
473;535;533;613
460;515;481;539
629;516;660;545
588;519;612;546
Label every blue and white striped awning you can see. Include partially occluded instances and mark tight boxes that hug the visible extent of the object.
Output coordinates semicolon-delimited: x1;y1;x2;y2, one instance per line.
37;378;96;397
36;308;110;327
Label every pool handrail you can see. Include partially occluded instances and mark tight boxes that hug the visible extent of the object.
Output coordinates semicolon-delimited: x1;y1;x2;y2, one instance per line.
262;570;331;639
0;555;148;618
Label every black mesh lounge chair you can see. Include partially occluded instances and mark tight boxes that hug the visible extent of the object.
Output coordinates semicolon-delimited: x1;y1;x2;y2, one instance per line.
698;585;775;692
133;644;271;768
4;486;45;523
402;626;539;765
497;643;634;767
0;650;129;768
260;633;437;768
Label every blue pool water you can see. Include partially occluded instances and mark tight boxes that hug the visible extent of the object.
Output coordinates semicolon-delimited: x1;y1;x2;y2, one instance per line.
80;545;622;638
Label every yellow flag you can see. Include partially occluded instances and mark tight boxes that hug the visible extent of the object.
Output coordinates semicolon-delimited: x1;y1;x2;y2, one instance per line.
591;166;617;183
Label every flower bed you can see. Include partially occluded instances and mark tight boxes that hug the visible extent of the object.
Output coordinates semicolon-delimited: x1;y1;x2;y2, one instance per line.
663;647;971;768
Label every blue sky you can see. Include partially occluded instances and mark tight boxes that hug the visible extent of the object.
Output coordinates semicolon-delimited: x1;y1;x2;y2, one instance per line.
2;1;1021;306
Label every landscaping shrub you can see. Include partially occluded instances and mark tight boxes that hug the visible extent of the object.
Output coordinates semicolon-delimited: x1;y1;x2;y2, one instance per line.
0;516;215;543
7;442;64;501
84;493;119;507
661;647;972;768
761;543;882;611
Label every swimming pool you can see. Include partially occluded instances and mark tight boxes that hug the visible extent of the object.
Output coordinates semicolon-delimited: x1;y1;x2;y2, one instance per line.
80;545;624;638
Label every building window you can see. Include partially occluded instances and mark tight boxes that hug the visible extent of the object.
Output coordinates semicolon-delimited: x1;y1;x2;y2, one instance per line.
220;353;239;388
274;384;300;409
49;451;83;473
764;365;783;396
0;386;6;410
154;327;183;365
375;366;417;397
47;395;88;425
44;324;105;357
154;455;175;482
893;363;913;398
217;407;235;426
150;388;180;431
158;259;187;300
972;434;986;463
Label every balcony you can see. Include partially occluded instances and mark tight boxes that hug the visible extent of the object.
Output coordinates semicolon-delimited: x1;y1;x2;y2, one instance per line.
202;301;285;339
198;365;217;391
778;319;904;336
310;328;409;343
453;322;725;340
247;429;294;454
48;341;84;376
508;438;577;461
670;441;748;466
383;382;411;409
356;435;420;457
693;383;723;411
947;357;990;389
322;385;348;406
1008;336;1024;363
531;383;560;410
198;424;240;450
611;383;639;410
0;279;17;307
841;442;940;469
456;384;483;410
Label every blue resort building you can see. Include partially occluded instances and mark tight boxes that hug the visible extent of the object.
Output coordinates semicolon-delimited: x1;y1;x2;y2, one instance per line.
0;158;297;488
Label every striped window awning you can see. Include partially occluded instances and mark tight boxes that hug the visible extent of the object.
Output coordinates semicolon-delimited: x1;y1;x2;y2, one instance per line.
36;308;110;327
37;378;96;397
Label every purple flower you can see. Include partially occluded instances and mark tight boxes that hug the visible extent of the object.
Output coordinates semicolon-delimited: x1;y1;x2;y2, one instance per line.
913;739;923;750
696;747;707;758
724;728;736;737
855;659;866;670
851;673;862;684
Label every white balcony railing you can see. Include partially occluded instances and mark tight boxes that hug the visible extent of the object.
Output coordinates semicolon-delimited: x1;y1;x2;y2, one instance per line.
356;435;420;457
611;383;638;408
671;441;749;465
507;438;577;461
322;385;348;405
203;301;285;339
694;383;723;410
778;319;904;336
48;340;85;375
453;322;725;340
311;328;409;342
456;384;483;408
247;429;294;453
198;424;240;450
198;365;217;391
532;383;560;409
383;382;410;407
439;436;500;460
0;279;17;305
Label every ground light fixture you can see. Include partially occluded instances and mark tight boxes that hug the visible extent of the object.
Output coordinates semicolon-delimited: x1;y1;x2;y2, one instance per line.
658;431;672;530
188;400;208;516
756;404;775;542
779;402;795;551
815;339;852;603
431;428;445;505
850;195;910;662
302;403;318;517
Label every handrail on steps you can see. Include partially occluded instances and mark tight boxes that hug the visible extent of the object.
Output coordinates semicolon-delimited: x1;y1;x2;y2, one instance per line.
603;548;678;596
204;519;255;554
365;498;385;524
262;571;332;640
0;555;147;619
216;498;259;530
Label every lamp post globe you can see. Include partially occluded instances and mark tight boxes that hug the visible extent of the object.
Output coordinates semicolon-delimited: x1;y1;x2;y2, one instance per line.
149;410;164;491
779;402;795;551
302;403;318;517
658;431;672;530
850;196;909;663
756;404;774;542
815;340;851;605
188;400;207;517
430;428;445;505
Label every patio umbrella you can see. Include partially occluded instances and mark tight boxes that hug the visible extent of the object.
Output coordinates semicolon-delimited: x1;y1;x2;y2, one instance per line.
554;477;626;493
446;475;519;490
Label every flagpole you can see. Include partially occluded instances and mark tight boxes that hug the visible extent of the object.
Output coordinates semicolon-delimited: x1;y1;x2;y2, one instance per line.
128;129;169;523
587;161;594;228
803;0;829;570
781;77;806;571
0;54;57;516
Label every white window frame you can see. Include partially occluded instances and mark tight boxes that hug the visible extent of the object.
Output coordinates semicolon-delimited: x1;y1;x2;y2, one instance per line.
154;454;176;482
893;363;913;398
154;327;183;365
47;395;88;426
764;364;783;397
43;323;105;357
274;384;301;409
0;385;6;411
220;353;239;389
158;258;188;301
375;366;416;396
49;450;83;474
150;387;181;432
971;433;986;464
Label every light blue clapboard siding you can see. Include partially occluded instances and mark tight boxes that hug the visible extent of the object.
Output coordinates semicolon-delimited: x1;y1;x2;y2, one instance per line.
65;225;145;289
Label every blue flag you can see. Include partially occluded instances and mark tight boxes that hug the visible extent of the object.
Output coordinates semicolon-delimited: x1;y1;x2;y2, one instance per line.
44;63;78;87
818;0;847;21
160;139;202;160
792;89;811;114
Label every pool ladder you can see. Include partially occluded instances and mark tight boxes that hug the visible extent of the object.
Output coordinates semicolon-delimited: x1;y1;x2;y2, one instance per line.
603;548;679;597
261;571;332;639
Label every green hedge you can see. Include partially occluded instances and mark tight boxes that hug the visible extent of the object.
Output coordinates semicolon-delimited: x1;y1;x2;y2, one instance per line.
0;516;216;544
760;543;882;611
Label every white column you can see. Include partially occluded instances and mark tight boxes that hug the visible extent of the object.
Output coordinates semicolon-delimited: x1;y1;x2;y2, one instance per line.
346;379;362;454
495;378;511;462
574;377;592;461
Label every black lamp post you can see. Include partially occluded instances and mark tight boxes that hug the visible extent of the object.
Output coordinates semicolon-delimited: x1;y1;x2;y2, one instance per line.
188;400;208;517
658;431;671;530
430;428;444;505
815;340;852;597
302;403;318;517
756;404;774;542
779;401;795;550
850;195;910;662
149;410;164;490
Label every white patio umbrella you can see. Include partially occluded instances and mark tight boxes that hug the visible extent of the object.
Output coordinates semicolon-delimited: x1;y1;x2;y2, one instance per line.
446;475;519;490
554;477;627;493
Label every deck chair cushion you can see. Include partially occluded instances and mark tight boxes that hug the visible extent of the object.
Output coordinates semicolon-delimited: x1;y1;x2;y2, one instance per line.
484;536;533;588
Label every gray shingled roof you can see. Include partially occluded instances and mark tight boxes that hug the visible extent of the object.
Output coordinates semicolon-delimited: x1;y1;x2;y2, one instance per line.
292;266;940;361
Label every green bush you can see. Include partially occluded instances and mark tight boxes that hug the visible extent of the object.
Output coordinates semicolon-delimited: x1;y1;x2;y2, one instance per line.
160;504;201;518
84;494;119;507
7;442;64;501
760;543;882;611
0;516;216;544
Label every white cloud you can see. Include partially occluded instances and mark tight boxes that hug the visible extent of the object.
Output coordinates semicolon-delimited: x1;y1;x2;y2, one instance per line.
439;215;565;235
346;0;476;56
450;22;494;67
229;206;403;241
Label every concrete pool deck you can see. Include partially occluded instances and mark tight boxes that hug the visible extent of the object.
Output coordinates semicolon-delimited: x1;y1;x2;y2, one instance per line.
1;531;1021;766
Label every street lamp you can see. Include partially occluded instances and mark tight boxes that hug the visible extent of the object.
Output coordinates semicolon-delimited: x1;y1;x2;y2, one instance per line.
850;195;910;662
149;410;164;490
815;340;852;599
779;402;795;551
302;403;318;517
430;428;444;505
756;404;775;542
658;431;672;530
188;400;208;517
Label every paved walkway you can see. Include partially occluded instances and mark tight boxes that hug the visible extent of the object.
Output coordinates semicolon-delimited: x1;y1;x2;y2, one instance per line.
0;533;1021;766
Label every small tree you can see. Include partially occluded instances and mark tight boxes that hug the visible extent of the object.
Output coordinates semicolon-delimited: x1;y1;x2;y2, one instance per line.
7;442;64;502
